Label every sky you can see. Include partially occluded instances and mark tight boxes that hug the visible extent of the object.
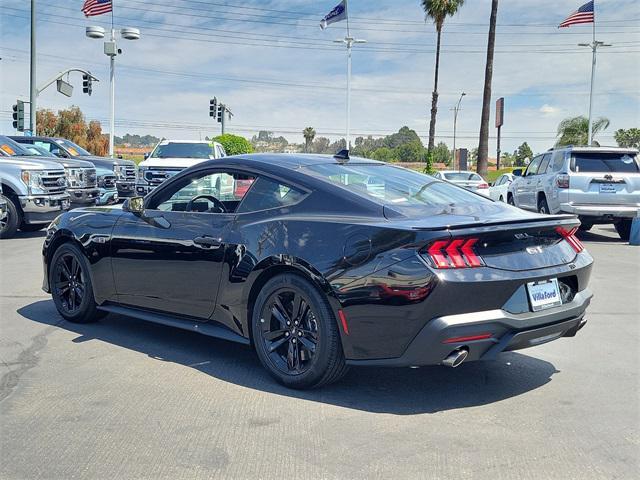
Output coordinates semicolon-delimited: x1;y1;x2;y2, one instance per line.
1;0;639;156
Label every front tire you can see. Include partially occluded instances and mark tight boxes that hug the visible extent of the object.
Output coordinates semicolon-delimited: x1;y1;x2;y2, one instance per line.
0;195;20;239
615;219;632;241
50;243;101;323
251;273;348;389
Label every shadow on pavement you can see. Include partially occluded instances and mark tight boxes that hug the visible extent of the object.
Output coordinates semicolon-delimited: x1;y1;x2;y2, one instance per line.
18;299;560;415
577;227;623;243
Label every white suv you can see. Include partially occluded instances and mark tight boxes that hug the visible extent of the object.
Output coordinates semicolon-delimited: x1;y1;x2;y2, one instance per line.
136;140;226;195
508;146;640;240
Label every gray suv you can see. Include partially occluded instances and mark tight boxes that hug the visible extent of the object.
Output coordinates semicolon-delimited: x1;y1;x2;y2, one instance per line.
508;146;640;240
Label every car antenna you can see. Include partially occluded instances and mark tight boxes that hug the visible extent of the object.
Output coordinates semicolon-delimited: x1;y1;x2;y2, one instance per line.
334;149;349;162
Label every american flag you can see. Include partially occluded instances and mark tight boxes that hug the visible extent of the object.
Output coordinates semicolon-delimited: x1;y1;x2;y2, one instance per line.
559;1;595;28
82;0;112;18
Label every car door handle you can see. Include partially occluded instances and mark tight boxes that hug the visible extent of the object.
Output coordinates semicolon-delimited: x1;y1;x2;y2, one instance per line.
193;236;222;248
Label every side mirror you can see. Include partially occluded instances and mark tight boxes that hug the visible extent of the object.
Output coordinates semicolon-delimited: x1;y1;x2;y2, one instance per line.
123;196;144;214
143;153;149;160
512;169;523;177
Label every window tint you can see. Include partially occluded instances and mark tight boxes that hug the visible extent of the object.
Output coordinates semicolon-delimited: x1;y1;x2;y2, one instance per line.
443;172;483;181
151;142;217;159
237;177;305;213
525;156;542;176
150;170;255;213
538;154;551;174
551;151;566;172
571;152;639;173
34;141;53;152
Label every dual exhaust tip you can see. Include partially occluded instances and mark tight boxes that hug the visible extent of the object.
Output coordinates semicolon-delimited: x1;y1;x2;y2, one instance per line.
442;348;469;368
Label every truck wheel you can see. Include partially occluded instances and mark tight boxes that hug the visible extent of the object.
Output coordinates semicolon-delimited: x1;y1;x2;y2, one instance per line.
537;197;549;214
615;219;632;241
0;195;20;239
20;224;46;232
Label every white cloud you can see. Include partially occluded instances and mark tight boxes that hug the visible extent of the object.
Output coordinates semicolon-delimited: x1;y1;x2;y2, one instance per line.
539;104;559;115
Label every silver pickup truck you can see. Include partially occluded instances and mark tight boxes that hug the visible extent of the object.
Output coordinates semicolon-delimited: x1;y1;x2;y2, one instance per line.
0;155;70;239
508;146;640;240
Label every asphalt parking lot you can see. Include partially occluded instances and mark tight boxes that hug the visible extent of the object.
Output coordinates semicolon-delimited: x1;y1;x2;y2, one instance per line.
0;226;638;480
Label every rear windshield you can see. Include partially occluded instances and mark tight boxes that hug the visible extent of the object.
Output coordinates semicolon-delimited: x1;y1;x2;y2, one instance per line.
303;163;491;209
443;172;483;181
151;142;217;159
572;153;639;173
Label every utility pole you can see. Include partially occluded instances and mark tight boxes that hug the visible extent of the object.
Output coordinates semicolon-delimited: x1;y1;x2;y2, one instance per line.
495;97;504;170
451;92;465;170
30;0;36;135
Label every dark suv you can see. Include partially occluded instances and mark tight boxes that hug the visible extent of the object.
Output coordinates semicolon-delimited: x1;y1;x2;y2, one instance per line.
11;136;137;199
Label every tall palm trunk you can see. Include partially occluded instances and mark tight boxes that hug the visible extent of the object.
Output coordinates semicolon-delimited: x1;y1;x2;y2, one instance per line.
428;25;442;153
477;0;498;177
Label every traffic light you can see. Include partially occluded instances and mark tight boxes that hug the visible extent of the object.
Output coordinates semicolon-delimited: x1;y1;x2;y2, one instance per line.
12;100;25;132
209;97;217;117
82;73;93;95
216;104;224;123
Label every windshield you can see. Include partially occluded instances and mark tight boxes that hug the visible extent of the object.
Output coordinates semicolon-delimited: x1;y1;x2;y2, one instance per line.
572;152;639;173
151;142;218;159
303;163;491;209
0;136;34;156
56;139;92;156
443;172;483;182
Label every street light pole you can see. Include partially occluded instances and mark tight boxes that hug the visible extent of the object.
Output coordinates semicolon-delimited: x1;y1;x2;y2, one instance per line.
452;92;466;170
30;0;36;135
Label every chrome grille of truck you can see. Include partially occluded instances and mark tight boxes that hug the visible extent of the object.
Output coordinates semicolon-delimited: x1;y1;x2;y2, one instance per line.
41;170;67;194
144;168;183;185
124;166;136;181
98;174;117;189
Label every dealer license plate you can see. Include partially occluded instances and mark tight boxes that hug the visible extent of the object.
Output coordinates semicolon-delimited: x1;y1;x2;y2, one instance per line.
599;183;617;193
527;278;562;312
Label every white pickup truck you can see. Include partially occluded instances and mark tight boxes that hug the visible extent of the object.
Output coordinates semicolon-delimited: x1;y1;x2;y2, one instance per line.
135;140;226;196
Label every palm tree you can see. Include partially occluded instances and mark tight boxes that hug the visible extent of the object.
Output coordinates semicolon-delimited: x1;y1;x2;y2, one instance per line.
303;127;316;153
556;116;610;146
477;0;498;178
421;0;465;153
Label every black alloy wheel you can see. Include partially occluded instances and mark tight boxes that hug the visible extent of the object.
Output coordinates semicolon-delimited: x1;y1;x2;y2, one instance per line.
0;195;19;239
260;287;319;374
252;274;348;389
50;243;102;323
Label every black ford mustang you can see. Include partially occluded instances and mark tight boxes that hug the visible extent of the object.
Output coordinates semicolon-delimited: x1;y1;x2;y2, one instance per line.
42;154;593;389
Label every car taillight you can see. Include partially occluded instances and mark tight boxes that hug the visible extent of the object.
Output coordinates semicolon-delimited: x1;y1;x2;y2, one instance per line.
556;226;584;253
477;182;489;189
556;174;570;188
424;237;483;269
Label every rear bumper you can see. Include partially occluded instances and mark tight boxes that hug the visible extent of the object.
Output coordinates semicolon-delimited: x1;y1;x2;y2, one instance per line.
560;203;640;219
346;288;592;367
19;193;70;224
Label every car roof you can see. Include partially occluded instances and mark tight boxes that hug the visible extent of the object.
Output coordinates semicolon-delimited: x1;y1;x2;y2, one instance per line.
550;145;639;154
439;170;479;174
158;139;221;145
221;153;384;169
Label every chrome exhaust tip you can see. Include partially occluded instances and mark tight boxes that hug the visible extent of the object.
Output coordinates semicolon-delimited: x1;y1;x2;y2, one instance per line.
442;348;469;368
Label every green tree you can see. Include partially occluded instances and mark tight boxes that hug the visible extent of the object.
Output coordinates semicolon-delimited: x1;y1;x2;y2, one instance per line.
514;141;533;167
477;0;498;178
303;127;316;153
432;141;450;165
371;147;395;162
614;128;640;148
383;126;422;149
421;0;466;153
394;140;426;162
213;134;254;155
556;115;610;147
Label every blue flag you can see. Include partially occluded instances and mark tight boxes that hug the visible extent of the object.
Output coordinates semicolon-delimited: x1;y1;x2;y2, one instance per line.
320;1;347;30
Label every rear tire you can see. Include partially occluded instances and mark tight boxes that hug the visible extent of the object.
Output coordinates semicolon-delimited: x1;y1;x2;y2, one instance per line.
0;195;20;239
578;223;593;232
251;273;348;389
615;219;632;241
50;243;101;323
537;197;549;214
498;195;504;202
507;194;515;206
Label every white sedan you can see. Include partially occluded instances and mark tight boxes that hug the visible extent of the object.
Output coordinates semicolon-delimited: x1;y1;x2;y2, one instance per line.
433;170;490;196
488;173;515;202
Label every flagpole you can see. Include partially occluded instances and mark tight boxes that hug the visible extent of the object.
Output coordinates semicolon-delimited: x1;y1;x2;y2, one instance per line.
109;2;115;157
587;16;596;145
345;0;351;150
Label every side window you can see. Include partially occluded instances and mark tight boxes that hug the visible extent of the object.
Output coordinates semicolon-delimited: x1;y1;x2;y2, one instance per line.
551;151;566;172
217;146;226;158
34;141;52;152
538;154;552;174
237;177;306;213
149;170;256;213
525;156;542;176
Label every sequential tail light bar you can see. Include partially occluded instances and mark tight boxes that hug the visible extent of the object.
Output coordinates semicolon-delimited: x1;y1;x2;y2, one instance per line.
556;226;584;253
424;237;483;269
